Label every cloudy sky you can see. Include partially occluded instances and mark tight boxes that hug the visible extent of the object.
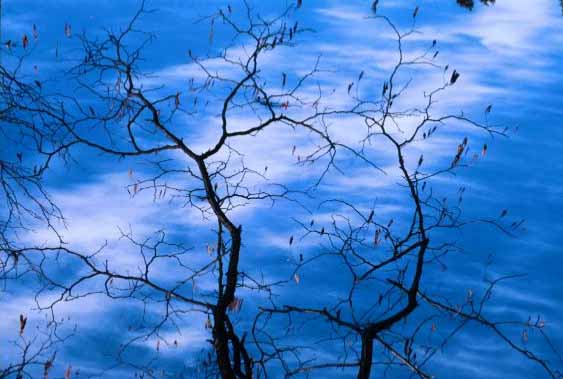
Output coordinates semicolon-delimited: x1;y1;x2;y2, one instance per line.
1;0;563;378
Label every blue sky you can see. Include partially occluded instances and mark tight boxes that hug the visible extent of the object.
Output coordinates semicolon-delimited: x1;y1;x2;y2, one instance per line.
1;0;563;378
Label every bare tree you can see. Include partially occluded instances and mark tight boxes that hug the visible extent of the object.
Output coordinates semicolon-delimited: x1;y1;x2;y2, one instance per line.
254;14;561;379
0;50;76;379
2;2;331;378
0;2;560;379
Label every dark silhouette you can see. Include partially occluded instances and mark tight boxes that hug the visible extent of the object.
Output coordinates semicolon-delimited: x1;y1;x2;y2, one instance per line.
456;0;496;10
0;2;561;379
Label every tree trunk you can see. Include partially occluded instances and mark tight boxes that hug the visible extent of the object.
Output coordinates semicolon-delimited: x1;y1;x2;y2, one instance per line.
357;333;374;379
213;310;237;379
